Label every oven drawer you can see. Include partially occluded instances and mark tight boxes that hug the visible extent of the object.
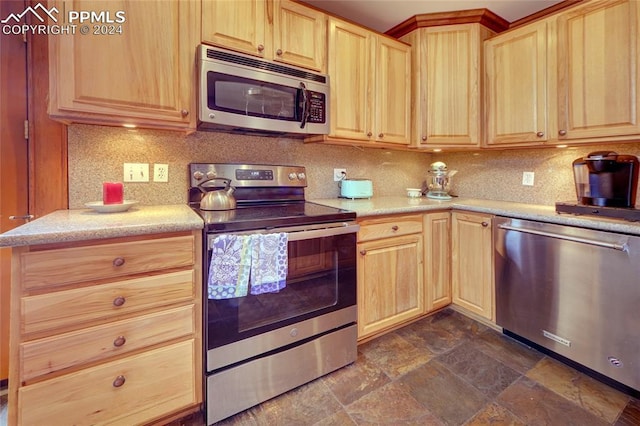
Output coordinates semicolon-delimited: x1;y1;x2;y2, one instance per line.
21;305;195;382
18;340;197;426
20;235;195;290
21;270;195;335
357;215;423;242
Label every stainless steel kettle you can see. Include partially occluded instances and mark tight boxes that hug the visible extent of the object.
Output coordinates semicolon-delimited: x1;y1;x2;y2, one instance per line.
198;178;236;211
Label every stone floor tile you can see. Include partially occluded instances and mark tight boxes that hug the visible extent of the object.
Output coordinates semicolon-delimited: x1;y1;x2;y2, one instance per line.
399;360;488;425
322;352;391;405
526;357;630;423
615;398;640;425
312;409;357;426
465;402;526;425
436;341;521;398
345;381;442;425
470;329;544;374
498;376;609;426
358;332;434;379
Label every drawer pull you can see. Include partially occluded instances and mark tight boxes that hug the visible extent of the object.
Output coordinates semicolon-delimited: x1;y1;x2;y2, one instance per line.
113;336;127;347
112;375;126;388
359;250;367;256
113;296;126;307
481;222;489;227
112;257;125;267
391;225;399;231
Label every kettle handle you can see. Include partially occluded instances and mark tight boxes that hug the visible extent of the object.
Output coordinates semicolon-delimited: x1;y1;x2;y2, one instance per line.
198;178;232;192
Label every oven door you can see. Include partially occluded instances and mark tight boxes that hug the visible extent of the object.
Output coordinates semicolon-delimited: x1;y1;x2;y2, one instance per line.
205;222;358;371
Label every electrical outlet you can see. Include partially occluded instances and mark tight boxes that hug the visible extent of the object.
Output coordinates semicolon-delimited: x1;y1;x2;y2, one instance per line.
333;168;347;181
124;163;149;182
522;171;535;186
153;164;169;182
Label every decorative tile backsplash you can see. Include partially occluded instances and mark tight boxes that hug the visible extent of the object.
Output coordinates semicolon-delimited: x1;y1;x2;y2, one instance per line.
67;124;640;208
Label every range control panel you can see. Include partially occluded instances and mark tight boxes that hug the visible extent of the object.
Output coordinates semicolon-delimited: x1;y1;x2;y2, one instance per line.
189;163;307;188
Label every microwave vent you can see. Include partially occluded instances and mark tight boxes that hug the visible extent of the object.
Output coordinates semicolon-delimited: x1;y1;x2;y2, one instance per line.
206;48;327;84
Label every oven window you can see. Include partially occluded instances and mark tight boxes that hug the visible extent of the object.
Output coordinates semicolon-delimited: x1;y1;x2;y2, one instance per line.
207;233;356;349
207;71;299;120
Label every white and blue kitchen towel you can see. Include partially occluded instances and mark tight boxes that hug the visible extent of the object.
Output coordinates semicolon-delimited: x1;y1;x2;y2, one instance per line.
207;234;252;299
249;233;288;295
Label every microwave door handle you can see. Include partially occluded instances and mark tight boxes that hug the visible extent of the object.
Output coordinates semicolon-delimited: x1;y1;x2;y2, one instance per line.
299;82;310;129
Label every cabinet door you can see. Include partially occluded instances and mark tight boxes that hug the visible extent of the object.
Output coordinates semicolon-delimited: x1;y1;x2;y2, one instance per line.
485;20;549;146
201;0;267;58
556;0;640;140
424;212;451;312
327;18;371;140
451;212;493;321
273;0;326;72
374;37;411;144
49;0;197;128
357;234;424;339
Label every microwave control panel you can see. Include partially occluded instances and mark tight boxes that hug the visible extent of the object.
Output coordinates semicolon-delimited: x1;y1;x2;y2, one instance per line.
307;92;326;124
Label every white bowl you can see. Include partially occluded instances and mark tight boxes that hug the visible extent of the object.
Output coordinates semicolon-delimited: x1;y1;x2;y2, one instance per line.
406;188;422;198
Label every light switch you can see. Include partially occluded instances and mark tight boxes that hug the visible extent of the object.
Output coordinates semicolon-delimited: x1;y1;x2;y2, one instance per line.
124;163;149;182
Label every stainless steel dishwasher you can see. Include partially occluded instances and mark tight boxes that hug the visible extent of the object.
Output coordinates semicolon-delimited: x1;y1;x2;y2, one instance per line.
494;217;640;394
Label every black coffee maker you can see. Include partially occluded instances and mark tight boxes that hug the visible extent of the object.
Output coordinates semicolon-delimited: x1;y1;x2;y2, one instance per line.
572;151;639;208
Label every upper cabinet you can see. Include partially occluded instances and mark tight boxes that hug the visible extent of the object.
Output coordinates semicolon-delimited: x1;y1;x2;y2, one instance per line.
484;19;552;147
201;0;327;72
556;0;640;141
401;24;494;150
315;18;410;146
48;0;199;130
485;0;640;147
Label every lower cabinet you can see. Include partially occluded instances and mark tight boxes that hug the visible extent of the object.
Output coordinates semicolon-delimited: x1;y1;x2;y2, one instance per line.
357;215;424;339
451;211;494;320
424;212;452;311
8;231;202;426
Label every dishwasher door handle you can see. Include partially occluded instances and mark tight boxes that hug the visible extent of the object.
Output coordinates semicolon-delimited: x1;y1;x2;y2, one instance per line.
497;224;629;252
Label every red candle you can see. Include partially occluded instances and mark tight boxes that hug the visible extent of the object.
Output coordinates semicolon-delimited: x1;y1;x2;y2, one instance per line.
103;182;124;204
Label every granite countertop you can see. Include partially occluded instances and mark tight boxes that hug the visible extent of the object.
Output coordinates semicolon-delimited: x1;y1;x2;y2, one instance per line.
310;196;640;236
0;204;203;247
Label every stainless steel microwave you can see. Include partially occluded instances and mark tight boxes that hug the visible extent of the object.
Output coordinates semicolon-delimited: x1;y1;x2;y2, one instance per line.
197;45;329;136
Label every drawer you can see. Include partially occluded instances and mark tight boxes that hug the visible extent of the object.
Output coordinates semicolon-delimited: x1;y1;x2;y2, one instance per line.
21;235;195;290
358;215;423;242
21;305;195;382
18;340;196;426
21;270;195;335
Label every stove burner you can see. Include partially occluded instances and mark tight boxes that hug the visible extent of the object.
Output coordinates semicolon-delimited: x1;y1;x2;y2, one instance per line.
556;201;640;222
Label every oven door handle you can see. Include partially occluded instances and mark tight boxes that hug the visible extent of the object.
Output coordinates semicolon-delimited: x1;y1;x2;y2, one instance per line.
287;223;360;242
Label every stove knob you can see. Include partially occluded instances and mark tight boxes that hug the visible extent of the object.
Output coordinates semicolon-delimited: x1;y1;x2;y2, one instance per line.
288;172;297;180
206;171;217;179
193;171;204;180
297;172;306;180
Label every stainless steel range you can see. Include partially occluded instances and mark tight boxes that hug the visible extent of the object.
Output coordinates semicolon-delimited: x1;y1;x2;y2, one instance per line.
189;163;359;424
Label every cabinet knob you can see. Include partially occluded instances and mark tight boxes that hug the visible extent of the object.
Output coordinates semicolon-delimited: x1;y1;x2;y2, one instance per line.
257;44;265;52
367;132;372;137
391;225;399;231
536;131;544;138
113;336;127;347
113;296;126;307
421;136;427;141
481;222;489;227
359;250;367;256
112;375;126;388
113;257;125;267
378;133;384;138
181;109;189;117
276;48;283;56
558;129;567;136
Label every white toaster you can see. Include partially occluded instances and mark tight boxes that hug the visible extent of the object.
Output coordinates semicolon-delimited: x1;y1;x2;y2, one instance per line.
340;179;373;199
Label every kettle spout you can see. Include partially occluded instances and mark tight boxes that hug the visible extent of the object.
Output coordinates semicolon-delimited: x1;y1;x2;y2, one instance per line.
226;186;235;196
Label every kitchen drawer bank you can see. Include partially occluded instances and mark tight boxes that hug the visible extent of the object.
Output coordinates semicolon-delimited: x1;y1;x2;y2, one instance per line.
1;205;204;426
310;197;640;236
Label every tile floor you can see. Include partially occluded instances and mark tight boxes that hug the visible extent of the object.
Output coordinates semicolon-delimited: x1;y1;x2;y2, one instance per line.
3;309;640;425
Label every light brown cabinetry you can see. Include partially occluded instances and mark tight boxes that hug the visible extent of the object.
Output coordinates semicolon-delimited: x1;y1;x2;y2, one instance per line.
451;212;494;321
201;0;327;72
356;215;424;339
485;0;640;147
401;24;493;149
8;232;202;426
423;212;451;311
48;0;199;130
315;18;410;146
